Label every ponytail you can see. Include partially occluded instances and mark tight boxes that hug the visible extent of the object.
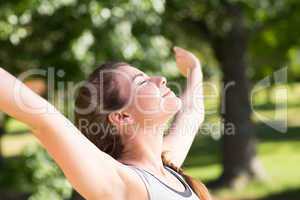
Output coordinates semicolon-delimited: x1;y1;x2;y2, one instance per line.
161;151;212;200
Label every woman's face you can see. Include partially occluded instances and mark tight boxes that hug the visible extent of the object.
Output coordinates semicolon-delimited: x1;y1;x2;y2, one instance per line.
114;65;182;126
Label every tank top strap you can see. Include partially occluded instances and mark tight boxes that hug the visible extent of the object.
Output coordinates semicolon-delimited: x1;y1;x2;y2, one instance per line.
124;164;152;200
164;165;187;185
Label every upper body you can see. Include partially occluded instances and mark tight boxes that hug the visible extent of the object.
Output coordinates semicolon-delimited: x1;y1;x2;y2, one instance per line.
0;47;208;200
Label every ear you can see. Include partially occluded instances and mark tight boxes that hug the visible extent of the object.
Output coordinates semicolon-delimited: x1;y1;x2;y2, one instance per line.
108;111;134;126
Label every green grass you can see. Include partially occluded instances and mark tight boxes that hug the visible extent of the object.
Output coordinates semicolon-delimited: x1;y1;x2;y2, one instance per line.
1;83;300;199
183;127;300;200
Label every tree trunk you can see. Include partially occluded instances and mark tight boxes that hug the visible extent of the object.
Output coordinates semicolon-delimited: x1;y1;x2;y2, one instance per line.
209;7;266;189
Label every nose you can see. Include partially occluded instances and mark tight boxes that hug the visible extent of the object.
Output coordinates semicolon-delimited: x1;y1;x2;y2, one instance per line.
159;76;167;87
157;76;167;87
151;76;167;87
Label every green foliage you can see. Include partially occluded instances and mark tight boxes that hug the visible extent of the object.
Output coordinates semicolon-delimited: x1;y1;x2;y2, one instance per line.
0;155;32;193
22;144;72;200
0;143;71;199
163;0;300;81
0;0;175;80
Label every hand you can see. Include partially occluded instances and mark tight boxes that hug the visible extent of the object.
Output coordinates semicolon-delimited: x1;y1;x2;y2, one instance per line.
173;46;201;77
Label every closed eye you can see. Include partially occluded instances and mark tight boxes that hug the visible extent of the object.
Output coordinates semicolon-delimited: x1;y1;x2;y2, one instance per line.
138;79;148;85
133;74;150;85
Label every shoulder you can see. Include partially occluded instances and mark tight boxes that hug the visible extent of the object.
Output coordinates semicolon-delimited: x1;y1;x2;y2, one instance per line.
112;164;149;200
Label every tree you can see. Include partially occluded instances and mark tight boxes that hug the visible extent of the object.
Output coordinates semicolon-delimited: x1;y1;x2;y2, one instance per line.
163;0;300;187
0;0;173;80
0;0;174;198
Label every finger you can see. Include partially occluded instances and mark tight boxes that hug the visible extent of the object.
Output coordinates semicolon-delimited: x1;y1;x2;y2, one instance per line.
174;46;189;54
175;56;184;61
173;46;185;54
175;53;184;57
174;50;185;57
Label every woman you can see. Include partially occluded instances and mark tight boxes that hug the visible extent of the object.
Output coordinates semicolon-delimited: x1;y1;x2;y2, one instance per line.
0;47;211;200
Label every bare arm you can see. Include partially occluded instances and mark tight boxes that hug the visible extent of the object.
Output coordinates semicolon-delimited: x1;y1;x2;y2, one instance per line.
0;68;126;199
163;47;204;167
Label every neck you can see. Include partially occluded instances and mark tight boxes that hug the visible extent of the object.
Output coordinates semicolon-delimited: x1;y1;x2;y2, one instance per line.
117;122;167;175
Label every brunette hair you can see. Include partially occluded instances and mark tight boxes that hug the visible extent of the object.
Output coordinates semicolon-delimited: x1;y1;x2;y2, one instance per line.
74;61;211;200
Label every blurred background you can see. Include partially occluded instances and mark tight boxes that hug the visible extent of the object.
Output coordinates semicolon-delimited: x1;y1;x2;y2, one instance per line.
0;0;300;199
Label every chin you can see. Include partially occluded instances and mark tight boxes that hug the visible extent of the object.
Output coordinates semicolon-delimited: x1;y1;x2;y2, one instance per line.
140;95;182;125
160;94;182;115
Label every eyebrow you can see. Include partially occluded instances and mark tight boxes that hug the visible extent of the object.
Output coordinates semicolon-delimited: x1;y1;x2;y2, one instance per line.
132;73;145;81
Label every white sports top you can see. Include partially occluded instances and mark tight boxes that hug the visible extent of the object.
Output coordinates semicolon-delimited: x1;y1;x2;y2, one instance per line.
125;164;200;200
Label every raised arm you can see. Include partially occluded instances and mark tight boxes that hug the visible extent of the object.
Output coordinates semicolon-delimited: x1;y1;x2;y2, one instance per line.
0;68;126;199
163;47;204;167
